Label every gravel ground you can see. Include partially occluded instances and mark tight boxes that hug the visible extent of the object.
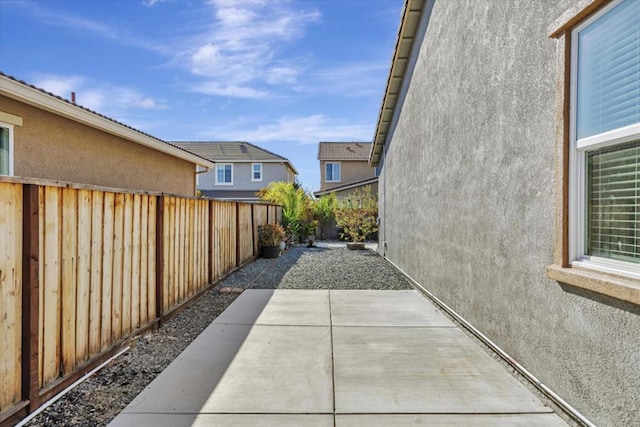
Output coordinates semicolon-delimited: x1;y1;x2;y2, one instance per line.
24;244;411;426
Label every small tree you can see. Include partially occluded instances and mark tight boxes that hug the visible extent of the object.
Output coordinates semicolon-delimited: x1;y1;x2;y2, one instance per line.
335;186;378;242
313;193;337;240
257;181;314;242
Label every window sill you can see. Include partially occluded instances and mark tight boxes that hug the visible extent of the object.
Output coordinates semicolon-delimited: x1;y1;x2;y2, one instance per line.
546;264;640;306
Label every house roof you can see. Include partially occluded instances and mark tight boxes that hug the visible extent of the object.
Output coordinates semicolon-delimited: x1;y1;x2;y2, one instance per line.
369;0;425;166
172;141;298;174
313;176;378;197
0;72;215;169
317;141;372;161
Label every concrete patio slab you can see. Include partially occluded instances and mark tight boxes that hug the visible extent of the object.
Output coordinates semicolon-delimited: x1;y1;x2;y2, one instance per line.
331;289;455;327
336;414;568;426
110;289;568;426
333;326;553;414
200;325;333;413
120;324;332;415
214;289;331;326
111;414;333;427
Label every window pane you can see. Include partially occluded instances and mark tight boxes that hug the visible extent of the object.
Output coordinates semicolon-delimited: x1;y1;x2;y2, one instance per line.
0;127;8;175
224;165;231;182
587;139;640;263
576;0;640;139
326;163;333;181
334;163;340;181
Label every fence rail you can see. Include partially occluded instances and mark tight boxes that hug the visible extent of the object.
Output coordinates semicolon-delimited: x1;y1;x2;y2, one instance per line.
0;178;281;426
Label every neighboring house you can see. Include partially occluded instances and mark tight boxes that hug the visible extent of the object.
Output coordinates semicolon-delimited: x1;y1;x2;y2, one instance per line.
0;72;213;197
172;141;297;201
370;1;639;427
313;141;378;198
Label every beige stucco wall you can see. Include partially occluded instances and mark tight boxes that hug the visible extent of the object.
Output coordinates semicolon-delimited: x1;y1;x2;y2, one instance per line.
333;181;378;200
319;160;375;191
1;95;196;196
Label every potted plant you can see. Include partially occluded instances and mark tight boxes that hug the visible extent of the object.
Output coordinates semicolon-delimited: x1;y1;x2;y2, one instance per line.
335;186;378;250
300;220;318;247
258;223;286;258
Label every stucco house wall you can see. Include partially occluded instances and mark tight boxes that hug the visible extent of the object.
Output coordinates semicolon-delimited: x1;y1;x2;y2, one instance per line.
199;162;295;191
333;181;378;200
377;1;639;426
320;160;375;191
1;95;200;197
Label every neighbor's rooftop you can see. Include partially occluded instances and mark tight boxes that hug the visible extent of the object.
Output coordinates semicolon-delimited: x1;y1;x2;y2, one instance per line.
317;141;372;161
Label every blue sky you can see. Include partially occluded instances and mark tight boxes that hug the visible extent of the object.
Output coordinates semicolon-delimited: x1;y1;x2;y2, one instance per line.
0;0;403;191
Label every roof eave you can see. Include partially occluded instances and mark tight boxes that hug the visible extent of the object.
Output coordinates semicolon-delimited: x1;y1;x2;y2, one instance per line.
369;0;425;167
0;75;215;169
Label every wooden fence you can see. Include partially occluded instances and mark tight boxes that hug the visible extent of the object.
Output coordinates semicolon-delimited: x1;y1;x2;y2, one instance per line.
0;178;281;426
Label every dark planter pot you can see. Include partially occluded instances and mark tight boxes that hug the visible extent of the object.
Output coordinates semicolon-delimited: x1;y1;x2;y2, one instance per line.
262;245;281;258
346;242;366;250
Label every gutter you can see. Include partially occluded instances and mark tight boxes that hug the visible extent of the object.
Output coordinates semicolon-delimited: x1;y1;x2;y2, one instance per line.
383;256;596;427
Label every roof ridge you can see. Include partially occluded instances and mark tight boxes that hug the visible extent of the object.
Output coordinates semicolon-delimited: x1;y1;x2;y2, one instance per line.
0;71;212;165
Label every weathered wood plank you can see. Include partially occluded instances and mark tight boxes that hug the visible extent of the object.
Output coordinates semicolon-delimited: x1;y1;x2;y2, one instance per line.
148;196;157;320
111;193;124;342
183;200;195;299
139;195;149;325
121;193;133;335
61;188;77;375
100;192;115;350
131;195;141;330
22;184;40;412
0;183;22;410
89;191;104;355
168;197;176;311
38;187;44;387
42;186;61;386
75;190;91;363
179;198;186;302
151;196;160;320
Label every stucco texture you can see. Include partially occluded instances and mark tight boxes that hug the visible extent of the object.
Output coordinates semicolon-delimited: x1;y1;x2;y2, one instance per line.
320;160;375;191
2;95;196;196
379;1;640;426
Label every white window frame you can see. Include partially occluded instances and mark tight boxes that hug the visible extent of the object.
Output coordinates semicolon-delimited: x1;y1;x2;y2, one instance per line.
325;162;341;182
215;163;233;186
569;0;640;279
251;163;263;182
0;122;14;176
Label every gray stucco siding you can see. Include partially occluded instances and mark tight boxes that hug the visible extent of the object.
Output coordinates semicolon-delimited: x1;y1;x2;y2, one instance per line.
379;1;640;426
198;162;291;191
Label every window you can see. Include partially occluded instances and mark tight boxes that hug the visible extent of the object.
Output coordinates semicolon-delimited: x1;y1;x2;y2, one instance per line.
215;163;233;185
251;163;262;182
570;0;640;278
325;162;341;182
0;123;13;176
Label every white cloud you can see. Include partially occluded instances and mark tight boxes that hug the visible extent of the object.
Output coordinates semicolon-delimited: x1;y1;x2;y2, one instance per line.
199;114;373;145
191;81;268;99
17;1;167;53
142;0;164;6
180;0;320;98
34;74;168;113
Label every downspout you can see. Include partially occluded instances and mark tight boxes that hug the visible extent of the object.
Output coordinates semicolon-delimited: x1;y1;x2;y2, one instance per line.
384;257;596;427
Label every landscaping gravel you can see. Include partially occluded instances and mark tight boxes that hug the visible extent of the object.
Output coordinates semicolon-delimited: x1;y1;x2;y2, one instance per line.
24;244;411;426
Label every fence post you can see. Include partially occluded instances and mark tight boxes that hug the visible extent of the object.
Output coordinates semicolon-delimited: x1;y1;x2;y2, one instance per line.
155;196;164;322
207;200;213;285
251;204;256;257
235;203;241;267
22;184;40;413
